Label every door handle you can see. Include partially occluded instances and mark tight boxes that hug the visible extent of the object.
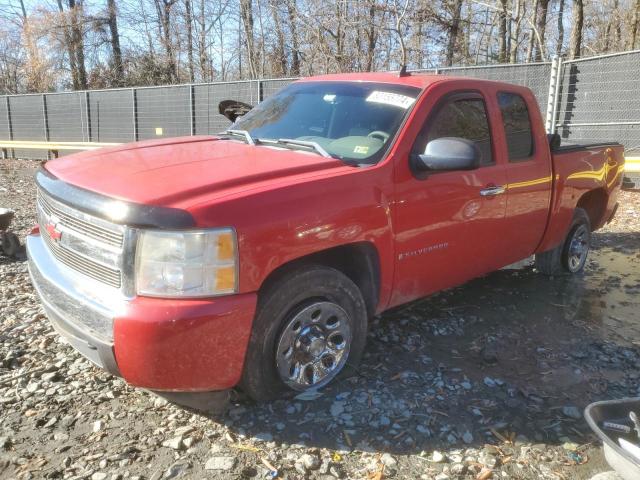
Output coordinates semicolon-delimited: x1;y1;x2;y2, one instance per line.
479;185;506;197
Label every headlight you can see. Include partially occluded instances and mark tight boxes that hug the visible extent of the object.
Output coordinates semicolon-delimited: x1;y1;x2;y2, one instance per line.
135;228;237;297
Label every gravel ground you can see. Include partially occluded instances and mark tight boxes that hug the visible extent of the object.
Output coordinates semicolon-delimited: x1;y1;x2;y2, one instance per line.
1;157;639;480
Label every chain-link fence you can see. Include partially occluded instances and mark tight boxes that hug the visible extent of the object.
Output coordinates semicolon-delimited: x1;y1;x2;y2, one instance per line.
1;51;639;160
555;50;640;156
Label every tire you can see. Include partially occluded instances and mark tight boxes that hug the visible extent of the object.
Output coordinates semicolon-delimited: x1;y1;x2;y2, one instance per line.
240;265;368;402
535;208;591;276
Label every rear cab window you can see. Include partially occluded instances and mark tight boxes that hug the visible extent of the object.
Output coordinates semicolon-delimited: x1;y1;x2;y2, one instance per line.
413;93;494;167
497;92;534;161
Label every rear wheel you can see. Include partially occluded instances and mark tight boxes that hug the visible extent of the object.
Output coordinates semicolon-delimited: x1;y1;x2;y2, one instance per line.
535;208;591;275
240;265;367;402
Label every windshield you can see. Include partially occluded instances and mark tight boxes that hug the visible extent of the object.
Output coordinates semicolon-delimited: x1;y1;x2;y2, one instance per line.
230;81;421;163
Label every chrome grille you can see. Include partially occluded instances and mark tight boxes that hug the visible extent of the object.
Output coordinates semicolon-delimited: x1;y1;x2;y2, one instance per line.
37;189;125;289
38;192;123;248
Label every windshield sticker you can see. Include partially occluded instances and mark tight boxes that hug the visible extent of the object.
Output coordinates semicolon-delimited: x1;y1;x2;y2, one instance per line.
366;91;415;109
354;145;369;154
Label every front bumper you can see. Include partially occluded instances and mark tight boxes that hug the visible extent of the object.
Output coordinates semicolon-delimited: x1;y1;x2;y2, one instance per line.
27;233;258;392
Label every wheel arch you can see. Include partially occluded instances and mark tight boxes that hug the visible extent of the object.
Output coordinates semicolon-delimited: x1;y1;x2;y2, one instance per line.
576;188;608;231
257;242;381;318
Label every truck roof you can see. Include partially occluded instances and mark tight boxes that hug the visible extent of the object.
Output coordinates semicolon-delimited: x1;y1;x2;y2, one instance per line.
298;71;523;92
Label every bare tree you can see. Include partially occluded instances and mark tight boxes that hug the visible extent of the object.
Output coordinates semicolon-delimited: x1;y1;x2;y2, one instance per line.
153;0;179;81
445;0;464;66
510;0;525;63
556;0;565;55
498;0;508;62
184;0;194;82
630;0;640;50
534;0;549;61
569;0;584;58
106;0;124;84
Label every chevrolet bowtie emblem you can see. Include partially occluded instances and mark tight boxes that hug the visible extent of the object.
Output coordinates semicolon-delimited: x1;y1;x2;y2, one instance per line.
45;222;62;242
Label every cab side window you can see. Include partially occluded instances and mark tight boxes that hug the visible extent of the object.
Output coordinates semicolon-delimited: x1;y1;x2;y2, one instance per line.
497;92;534;161
413;97;494;166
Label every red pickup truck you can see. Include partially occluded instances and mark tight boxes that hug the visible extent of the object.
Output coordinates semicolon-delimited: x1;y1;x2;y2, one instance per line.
27;73;624;410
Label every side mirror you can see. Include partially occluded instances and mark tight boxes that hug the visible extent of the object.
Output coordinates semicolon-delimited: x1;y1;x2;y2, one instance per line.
412;137;480;172
547;133;561;151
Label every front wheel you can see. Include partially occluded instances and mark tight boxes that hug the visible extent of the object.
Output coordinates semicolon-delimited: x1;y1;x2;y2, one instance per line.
240;265;368;402
535;208;591;275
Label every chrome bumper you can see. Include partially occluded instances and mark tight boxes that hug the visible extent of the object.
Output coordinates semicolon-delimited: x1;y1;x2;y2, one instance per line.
26;234;122;376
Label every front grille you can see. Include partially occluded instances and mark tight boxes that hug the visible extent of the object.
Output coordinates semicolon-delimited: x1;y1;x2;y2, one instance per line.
38;192;123;248
37;189;125;289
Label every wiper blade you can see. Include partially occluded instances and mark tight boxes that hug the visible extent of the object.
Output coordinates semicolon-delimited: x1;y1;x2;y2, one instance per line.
276;138;332;158
221;129;256;145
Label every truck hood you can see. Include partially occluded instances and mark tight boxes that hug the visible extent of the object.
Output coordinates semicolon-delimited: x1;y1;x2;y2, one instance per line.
45;136;346;207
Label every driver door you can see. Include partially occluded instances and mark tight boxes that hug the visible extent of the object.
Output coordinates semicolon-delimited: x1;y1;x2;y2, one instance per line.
390;88;510;307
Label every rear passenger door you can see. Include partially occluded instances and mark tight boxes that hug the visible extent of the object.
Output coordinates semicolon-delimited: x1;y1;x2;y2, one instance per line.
497;91;553;263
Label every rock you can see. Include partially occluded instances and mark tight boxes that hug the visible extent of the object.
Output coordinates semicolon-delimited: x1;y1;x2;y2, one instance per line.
41;371;59;382
93;420;104;432
300;453;321;470
462;431;473;444
483;377;497;387
164;461;190;479
380;453;397;467
562;406;582;419
162;436;185;451
451;463;465;475
330;401;346;417
91;473;108;480
431;451;446;463
205;456;235;471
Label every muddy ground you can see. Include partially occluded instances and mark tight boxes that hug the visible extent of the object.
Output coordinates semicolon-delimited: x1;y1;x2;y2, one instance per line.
0;157;639;480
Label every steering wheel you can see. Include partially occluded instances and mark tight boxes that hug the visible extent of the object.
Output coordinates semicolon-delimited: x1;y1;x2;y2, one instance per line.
368;130;390;142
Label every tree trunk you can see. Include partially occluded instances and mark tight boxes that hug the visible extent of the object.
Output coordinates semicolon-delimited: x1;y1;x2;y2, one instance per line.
154;0;178;82
534;0;549;61
509;0;523;63
286;0;300;75
240;0;257;78
69;0;88;89
526;0;539;62
498;0;508;63
569;0;583;59
629;0;640;50
270;1;287;76
106;0;124;85
196;0;209;81
184;0;195;82
556;0;565;56
56;0;79;89
445;0;463;66
365;1;377;71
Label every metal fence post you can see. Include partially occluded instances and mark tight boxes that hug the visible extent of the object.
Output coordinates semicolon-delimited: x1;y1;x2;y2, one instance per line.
42;94;50;159
3;97;12;159
85;91;92;142
132;88;139;141
545;56;563;134
189;84;196;136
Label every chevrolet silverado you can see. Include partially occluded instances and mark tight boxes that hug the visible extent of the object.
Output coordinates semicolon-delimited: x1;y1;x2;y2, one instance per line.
27;72;624;410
